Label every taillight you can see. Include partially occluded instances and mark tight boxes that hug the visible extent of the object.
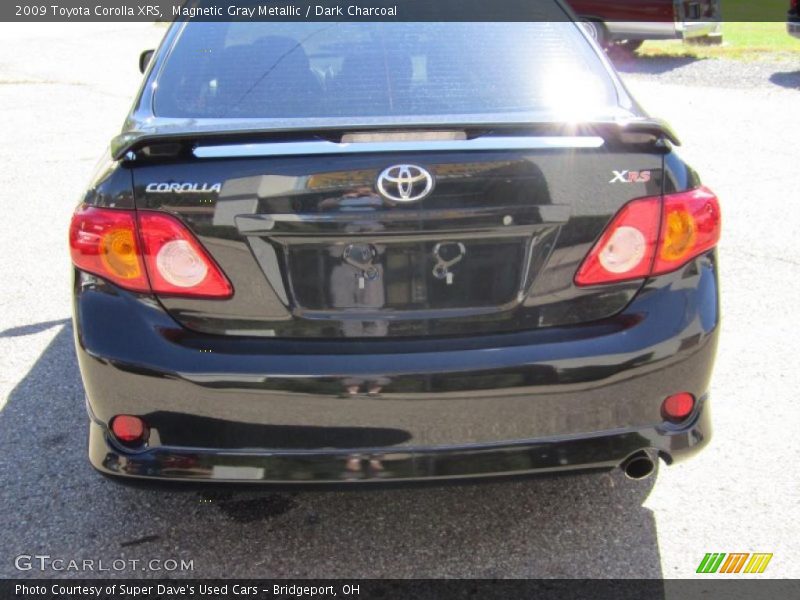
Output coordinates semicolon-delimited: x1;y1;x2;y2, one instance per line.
653;187;720;275
574;198;661;286
69;206;149;292
575;186;720;286
69;206;233;299
138;212;232;298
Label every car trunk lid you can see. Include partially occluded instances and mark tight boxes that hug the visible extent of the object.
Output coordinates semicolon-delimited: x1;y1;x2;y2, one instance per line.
131;131;665;338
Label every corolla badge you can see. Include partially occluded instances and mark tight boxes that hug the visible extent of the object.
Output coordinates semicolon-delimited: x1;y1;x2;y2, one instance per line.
146;182;222;193
377;165;434;203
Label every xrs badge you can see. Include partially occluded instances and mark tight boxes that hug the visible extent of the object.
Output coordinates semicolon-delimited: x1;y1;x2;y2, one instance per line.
610;170;652;184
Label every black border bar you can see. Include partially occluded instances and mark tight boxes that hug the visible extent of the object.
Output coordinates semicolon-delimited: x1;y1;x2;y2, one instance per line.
2;0;795;22
3;580;800;600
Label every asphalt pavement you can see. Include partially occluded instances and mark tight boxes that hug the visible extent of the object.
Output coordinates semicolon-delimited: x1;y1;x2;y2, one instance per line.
0;24;798;580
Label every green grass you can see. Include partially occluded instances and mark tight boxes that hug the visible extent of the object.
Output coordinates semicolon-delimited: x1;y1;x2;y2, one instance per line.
720;0;788;21
639;22;800;62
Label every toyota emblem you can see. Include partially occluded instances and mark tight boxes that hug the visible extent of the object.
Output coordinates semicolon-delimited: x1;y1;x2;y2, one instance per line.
376;164;434;203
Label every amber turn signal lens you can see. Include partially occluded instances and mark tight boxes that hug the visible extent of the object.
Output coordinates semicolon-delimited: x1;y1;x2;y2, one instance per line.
653;187;721;275
660;209;697;262
100;228;142;280
69;205;149;292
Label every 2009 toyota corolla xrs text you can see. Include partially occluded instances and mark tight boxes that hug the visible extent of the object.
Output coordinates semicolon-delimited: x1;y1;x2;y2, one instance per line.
69;4;720;484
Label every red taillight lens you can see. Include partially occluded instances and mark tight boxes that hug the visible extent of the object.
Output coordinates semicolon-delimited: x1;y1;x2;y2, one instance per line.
138;212;232;298
69;206;149;292
574;197;661;286
110;415;148;445
575;186;720;286
69;206;232;299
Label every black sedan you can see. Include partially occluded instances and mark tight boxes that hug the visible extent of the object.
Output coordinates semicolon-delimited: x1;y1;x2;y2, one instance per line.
69;8;720;484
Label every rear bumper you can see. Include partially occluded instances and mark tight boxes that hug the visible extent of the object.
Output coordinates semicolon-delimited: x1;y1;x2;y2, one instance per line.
677;21;718;40
89;408;711;484
605;21;717;41
75;253;720;484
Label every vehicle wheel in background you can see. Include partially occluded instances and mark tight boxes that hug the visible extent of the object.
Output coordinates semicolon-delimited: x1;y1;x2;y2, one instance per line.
615;40;644;53
581;20;606;47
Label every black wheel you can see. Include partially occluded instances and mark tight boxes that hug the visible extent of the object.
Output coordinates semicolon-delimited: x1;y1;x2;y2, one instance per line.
615;40;644;54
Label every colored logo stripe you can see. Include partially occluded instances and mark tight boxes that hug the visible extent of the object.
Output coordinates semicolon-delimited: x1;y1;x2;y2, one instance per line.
697;553;726;573
720;553;749;573
697;553;773;574
744;554;773;574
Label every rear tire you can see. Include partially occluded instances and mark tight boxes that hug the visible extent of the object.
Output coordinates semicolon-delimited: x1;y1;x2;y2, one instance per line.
615;40;644;54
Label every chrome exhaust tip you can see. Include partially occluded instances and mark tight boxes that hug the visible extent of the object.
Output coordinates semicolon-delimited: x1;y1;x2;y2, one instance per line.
621;450;656;480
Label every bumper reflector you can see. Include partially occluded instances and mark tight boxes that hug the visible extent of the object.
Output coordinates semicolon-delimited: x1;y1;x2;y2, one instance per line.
110;415;148;445
662;392;696;423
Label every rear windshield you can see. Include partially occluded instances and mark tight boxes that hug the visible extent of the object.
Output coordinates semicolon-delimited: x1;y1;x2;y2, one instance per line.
153;22;620;123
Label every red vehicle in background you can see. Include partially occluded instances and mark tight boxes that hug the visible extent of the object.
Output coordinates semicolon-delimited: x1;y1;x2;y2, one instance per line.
568;0;722;53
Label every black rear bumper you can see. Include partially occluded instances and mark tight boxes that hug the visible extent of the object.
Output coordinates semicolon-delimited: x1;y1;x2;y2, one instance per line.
90;411;710;484
75;253;719;484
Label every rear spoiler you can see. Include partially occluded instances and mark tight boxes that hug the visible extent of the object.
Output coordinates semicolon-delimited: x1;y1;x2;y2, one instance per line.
615;118;680;146
111;117;680;161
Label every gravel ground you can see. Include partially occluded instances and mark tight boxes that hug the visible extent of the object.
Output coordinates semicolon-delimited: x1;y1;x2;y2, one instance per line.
615;54;800;90
0;24;798;581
